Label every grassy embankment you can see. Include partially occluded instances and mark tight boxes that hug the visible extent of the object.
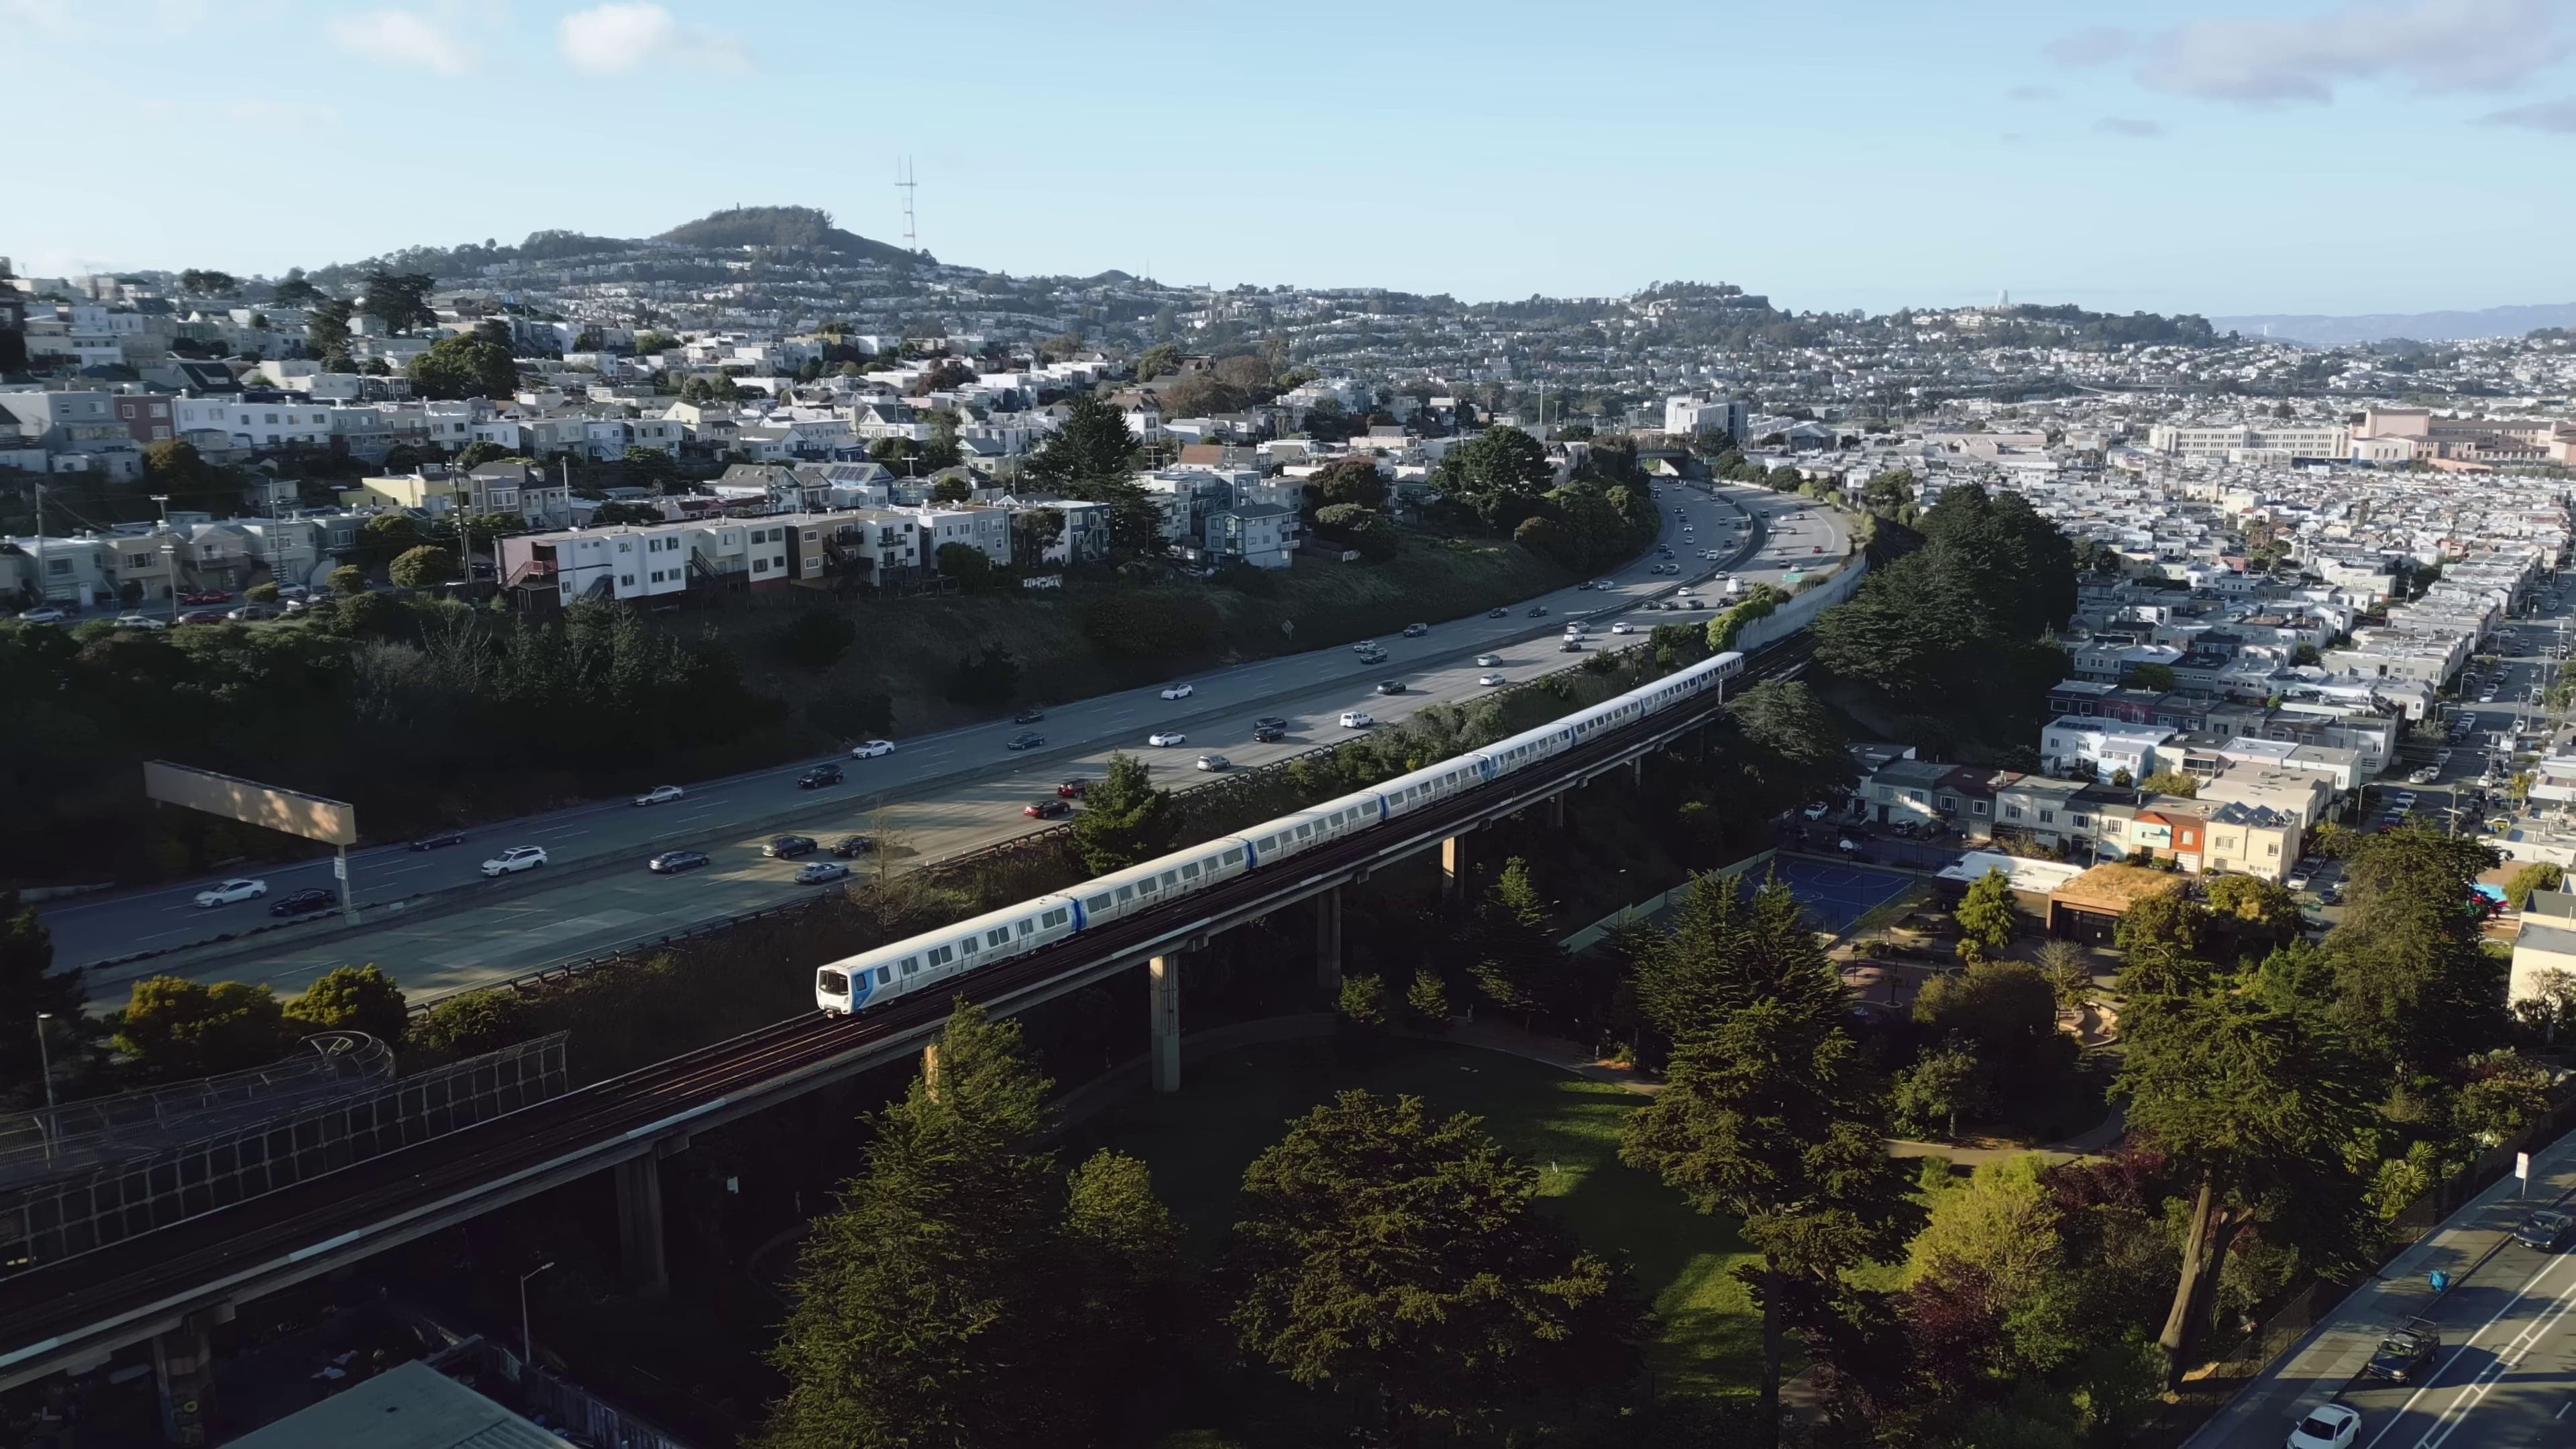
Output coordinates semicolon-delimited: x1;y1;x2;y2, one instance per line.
699;529;1572;741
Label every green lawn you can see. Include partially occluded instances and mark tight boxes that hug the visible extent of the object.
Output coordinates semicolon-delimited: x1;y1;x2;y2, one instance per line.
1064;1035;1762;1399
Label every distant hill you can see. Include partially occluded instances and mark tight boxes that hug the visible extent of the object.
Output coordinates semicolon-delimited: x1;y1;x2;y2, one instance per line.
655;206;920;265
2212;302;2576;346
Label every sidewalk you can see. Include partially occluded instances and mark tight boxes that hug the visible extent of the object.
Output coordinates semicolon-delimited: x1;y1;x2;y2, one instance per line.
2182;1123;2576;1448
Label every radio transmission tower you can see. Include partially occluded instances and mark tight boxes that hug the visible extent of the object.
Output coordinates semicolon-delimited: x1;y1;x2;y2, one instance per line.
896;158;918;254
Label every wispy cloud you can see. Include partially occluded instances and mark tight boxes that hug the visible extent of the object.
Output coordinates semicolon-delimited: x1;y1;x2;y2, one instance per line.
327;8;476;76
2047;0;2566;105
2094;116;2167;137
2481;95;2576;129
557;2;751;76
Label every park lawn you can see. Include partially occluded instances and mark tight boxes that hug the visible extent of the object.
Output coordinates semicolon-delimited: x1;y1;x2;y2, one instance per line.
1065;1034;1763;1400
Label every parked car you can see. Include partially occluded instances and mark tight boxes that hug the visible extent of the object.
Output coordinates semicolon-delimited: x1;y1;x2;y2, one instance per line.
1375;680;1406;695
269;887;335;916
2362;1320;2440;1384
225;603;278;621
481;847;547;877
1474;653;1503;667
1403;622;1428;637
799;764;845;789
1014;708;1046;723
409;828;466;852
633;784;684;806
176;609;227;625
178;589;231;606
763;835;818;859
1056;780;1089;798
1148;730;1188;746
193;877;268;908
849;739;896;758
2518;1208;2575;1250
1479;672;1507;686
15;607;67;625
114;614;167;630
828;835;875;858
1007;732;1046;751
1195;754;1231;771
1024;798;1074;819
1338;710;1375;729
796;861;852;885
1160;683;1195;700
648;849;710;874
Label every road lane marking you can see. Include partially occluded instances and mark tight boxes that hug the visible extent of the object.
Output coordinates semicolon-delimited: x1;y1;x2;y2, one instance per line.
2414;1267;2576;1449
2360;1250;2576;1449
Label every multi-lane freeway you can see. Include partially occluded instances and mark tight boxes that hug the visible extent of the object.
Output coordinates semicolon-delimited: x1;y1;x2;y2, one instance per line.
53;482;1846;1003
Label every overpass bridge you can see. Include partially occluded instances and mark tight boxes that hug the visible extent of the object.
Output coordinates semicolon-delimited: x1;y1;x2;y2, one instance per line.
0;633;1815;1418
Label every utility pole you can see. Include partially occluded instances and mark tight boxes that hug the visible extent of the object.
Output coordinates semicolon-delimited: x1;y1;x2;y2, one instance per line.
519;1260;555;1373
30;479;44;608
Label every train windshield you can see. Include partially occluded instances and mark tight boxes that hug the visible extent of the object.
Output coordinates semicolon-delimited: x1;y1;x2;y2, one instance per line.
817;969;849;996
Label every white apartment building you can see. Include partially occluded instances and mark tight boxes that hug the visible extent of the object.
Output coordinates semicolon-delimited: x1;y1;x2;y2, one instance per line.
173;397;333;450
2145;423;2352;463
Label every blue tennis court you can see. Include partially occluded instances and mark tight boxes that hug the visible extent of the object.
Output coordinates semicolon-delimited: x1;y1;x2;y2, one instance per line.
1768;857;1915;934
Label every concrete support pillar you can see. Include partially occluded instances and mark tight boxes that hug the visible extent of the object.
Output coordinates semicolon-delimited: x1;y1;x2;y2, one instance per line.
1149;952;1182;1093
1628;755;1645;789
1314;888;1344;993
1439;835;1466;911
1546;793;1567;830
615;1155;669;1299
152;1318;215;1446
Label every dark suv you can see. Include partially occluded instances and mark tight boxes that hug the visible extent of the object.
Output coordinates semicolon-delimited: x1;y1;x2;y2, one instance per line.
2519;1209;2575;1251
764;835;818;859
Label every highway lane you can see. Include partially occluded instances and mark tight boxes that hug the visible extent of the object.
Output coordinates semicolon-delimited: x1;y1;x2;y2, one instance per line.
58;482;1842;994
2339;1234;2576;1449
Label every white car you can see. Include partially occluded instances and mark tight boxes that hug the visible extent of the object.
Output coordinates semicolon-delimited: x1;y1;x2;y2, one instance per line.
1676;586;1695;597
1148;730;1188;747
1338;710;1375;729
193;877;268;908
481;846;548;877
115;614;168;630
1161;683;1194;700
2286;1402;2359;1449
1479;672;1507;686
849;739;896;759
16;607;67;624
1611;622;1633;635
633;784;684;806
1474;653;1503;667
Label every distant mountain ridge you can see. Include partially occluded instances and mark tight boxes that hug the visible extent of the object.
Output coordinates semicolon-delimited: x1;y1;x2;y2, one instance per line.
654;205;919;265
2212;302;2576;346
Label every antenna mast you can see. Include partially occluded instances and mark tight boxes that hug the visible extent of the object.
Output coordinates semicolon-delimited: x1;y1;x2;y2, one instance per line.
896;158;918;254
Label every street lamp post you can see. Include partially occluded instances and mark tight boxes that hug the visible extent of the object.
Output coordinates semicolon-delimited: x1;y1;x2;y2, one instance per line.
34;1013;56;1165
519;1261;555;1373
161;543;178;622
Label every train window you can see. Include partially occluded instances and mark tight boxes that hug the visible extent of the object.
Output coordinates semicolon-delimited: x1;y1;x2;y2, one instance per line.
1116;883;1136;902
928;945;953;965
1180;861;1200;880
1137;876;1159;894
1222;848;1244;865
818;969;848;995
1161;870;1181;888
1295;823;1313;840
1042;908;1069;928
876;967;892;985
959;936;978;957
1087;893;1113;912
991;927;1014;946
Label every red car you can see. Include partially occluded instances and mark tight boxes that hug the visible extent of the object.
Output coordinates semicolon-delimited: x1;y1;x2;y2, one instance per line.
1025;799;1073;819
1056;780;1089;798
178;590;232;605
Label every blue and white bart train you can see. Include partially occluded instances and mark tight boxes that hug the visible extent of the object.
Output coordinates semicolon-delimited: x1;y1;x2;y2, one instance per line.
813;649;1746;1014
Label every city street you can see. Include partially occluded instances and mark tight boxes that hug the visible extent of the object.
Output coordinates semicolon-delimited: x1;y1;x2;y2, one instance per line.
56;481;1847;1002
2188;1126;2576;1449
2364;578;2571;848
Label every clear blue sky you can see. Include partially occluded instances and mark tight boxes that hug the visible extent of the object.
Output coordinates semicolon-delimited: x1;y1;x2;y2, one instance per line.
13;0;2576;318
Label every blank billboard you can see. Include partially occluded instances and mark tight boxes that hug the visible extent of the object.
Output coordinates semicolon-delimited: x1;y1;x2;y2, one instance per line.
143;761;358;846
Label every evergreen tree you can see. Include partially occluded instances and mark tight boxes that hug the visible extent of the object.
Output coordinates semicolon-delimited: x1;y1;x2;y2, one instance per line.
1466;856;1558;1013
1070;753;1177;873
1620;876;1921;1446
1953;868;2018;955
0;892;90;1108
1225;1091;1644;1439
763;1003;1091;1448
